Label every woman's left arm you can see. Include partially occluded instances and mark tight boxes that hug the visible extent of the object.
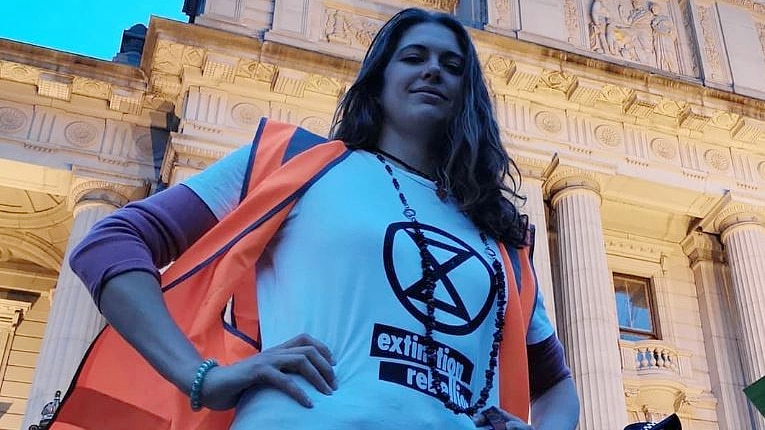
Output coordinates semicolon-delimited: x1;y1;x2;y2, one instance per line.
530;376;580;430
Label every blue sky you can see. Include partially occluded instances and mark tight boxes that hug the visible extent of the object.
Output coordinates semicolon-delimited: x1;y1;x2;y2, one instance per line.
0;0;188;60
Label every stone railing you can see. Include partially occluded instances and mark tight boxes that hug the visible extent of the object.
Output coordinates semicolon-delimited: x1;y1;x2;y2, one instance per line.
620;339;692;380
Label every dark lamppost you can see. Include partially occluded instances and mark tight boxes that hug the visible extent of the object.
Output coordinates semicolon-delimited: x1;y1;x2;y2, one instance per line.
27;390;61;430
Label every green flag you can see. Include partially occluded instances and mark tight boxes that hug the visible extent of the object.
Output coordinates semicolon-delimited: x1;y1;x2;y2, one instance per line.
745;375;765;417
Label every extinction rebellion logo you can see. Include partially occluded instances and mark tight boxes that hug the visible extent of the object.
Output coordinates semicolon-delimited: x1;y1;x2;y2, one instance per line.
368;222;499;408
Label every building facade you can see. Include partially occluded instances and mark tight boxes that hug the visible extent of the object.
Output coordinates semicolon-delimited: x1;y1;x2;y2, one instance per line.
1;0;764;429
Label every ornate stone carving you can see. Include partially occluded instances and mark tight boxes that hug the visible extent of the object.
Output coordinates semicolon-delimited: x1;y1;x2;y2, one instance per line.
564;0;580;44
0;62;39;84
681;231;725;265
237;60;276;82
680;112;710;131
109;88;143;115
152;40;185;75
231;103;264;127
650;2;680;73
300;116;330;136
730;118;763;143
719;0;765;14
711;111;740;130
704;149;731;171
272;68;307;97
64;121;99;148
149;73;182;97
182;46;206;68
495;0;511;26
698;6;724;81
655;99;688;118
68;179;139;210
534;111;563;134
569;80;603;105
485;55;514;79
625;99;656;117
546;166;602;198
72;77;110;99
650;138;677;160
0;107;28;133
306;75;345;97
255;63;277;82
756;22;765;60
588;0;680;72
408;0;458;11
759;161;765;181
594;124;621;147
539;70;576;95
598;84;634;105
37;73;73;101
324;8;382;49
203;53;237;83
715;203;765;233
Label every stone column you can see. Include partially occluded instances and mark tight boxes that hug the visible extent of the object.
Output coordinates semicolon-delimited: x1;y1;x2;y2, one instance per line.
682;231;755;429
718;209;765;429
23;183;128;428
549;173;627;430
520;177;556;327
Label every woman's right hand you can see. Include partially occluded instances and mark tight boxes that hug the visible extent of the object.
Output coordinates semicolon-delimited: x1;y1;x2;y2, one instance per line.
199;333;337;410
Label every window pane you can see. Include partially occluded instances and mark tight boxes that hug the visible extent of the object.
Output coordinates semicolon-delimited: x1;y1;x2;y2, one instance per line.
613;274;656;338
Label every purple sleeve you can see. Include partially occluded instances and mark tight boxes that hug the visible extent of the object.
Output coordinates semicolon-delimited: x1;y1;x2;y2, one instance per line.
527;333;572;401
69;184;218;308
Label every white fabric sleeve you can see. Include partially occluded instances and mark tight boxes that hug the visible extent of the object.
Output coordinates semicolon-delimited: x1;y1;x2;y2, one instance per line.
181;144;252;221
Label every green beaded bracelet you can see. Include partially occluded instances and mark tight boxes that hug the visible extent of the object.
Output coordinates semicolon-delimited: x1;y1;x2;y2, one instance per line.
190;358;218;411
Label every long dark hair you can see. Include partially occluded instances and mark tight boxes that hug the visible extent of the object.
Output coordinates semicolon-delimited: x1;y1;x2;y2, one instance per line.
330;8;528;247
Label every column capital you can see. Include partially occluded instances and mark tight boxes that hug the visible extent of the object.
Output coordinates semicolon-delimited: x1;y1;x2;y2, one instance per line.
699;192;765;240
681;231;725;265
159;133;232;185
68;166;149;212
545;166;603;207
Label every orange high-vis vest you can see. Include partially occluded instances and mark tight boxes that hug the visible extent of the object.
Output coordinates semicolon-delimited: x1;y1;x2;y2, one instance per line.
50;119;538;430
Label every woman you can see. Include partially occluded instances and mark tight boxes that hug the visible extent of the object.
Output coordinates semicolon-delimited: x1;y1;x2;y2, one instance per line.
54;8;579;430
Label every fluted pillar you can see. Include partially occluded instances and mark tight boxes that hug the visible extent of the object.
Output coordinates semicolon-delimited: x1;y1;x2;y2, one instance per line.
549;175;627;430
682;231;755;429
520;178;556;327
718;210;765;429
23;184;128;428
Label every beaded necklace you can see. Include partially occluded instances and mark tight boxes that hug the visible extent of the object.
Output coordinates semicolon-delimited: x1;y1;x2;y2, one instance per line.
374;152;507;416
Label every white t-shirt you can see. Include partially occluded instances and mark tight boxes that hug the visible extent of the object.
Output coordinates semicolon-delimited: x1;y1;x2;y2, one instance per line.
184;147;554;429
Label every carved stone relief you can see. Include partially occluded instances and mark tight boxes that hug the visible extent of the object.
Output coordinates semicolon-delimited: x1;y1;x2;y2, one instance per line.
564;0;582;44
758;161;765;181
588;0;682;73
305;75;345;97
594;124;622;147
650;137;677;160
704;149;731;171
698;5;725;81
408;0;458;11
0;62;39;84
535;111;563;134
300;116;331;136
231;103;264;127
64;121;100;149
323;8;382;49
757;21;765;59
0;107;28;134
72;78;110;99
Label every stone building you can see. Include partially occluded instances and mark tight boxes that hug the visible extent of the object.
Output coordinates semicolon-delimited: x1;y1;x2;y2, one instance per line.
1;0;764;429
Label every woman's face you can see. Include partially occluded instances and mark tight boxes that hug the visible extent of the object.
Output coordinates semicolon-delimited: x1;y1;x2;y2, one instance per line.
379;22;465;134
